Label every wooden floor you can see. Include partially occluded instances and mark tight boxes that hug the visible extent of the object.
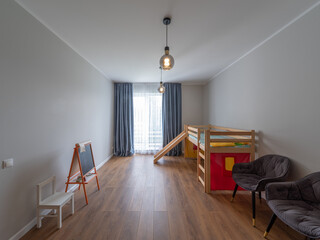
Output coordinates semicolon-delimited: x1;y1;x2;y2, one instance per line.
22;155;304;240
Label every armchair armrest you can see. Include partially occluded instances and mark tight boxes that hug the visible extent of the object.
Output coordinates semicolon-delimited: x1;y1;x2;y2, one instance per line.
232;162;254;174
265;182;301;201
256;175;289;191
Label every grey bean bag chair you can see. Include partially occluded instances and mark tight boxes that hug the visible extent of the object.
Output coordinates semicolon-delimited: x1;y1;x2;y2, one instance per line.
231;154;290;226
264;172;320;239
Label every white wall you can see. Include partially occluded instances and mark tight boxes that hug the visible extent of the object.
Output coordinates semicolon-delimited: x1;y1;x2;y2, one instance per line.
0;1;113;239
202;5;320;179
182;85;203;126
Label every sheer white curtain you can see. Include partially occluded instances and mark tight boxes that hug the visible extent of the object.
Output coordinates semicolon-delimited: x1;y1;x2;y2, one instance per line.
133;83;162;154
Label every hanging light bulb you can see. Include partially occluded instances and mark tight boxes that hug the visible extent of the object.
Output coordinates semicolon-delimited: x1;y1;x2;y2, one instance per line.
158;67;165;93
160;17;175;71
158;82;165;93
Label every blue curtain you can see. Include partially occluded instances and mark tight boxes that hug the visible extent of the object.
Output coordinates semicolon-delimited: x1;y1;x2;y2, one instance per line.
114;83;134;156
162;83;182;156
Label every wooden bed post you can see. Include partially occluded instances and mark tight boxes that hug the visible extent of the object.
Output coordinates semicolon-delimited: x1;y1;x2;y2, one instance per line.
251;130;255;161
196;128;201;182
204;129;211;193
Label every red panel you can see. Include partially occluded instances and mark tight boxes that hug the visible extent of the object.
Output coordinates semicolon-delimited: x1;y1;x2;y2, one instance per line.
210;153;250;190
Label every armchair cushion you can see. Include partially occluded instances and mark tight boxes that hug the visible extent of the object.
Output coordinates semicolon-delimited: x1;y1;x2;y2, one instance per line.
267;199;320;238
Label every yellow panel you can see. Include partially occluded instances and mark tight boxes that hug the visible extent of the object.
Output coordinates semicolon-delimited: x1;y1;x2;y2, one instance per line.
185;139;197;159
225;157;235;171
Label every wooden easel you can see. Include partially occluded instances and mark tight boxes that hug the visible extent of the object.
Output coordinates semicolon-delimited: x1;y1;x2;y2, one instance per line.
65;141;100;204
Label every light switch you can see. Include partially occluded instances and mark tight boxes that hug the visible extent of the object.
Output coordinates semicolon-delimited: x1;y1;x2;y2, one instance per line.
2;158;14;169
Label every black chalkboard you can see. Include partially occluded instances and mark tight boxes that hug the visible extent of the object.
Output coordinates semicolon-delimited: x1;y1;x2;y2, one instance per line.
78;144;94;175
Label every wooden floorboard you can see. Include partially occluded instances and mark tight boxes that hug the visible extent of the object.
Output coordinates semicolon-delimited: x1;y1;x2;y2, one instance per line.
21;155;305;240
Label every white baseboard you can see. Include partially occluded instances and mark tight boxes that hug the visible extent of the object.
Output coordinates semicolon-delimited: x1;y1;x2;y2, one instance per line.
96;154;113;170
9;154;113;240
9;209;52;240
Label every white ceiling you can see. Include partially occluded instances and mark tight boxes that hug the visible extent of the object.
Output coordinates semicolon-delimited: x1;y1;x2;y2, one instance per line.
16;0;317;83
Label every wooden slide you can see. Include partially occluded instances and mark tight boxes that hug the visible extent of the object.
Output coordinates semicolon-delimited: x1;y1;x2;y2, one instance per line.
154;131;187;163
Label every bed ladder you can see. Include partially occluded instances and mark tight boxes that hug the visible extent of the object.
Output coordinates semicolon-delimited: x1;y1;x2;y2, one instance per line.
197;130;211;193
197;151;205;186
154;131;188;163
197;150;210;193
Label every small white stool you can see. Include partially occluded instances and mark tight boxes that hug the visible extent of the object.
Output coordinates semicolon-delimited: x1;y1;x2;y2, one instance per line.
36;176;74;229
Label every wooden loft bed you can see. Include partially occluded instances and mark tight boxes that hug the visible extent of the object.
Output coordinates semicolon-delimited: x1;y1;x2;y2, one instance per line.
154;124;255;193
184;125;255;193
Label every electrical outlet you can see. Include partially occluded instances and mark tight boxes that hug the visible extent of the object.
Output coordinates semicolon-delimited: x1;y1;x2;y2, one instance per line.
2;158;14;169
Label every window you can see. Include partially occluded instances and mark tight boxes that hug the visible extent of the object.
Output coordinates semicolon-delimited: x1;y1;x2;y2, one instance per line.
133;84;162;154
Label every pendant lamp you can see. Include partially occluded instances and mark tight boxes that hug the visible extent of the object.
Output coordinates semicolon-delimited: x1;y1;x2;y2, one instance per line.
160;17;174;71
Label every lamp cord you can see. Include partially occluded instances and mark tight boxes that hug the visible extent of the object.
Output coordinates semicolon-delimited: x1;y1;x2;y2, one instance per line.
166;24;168;46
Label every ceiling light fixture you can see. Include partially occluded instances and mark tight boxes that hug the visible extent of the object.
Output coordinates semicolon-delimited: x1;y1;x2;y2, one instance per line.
158;67;165;93
160;17;174;71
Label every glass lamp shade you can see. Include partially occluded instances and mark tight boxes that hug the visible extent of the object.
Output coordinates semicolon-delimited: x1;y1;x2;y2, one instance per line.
158;82;165;93
160;47;174;71
160;54;174;71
